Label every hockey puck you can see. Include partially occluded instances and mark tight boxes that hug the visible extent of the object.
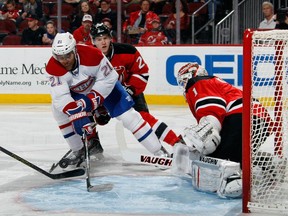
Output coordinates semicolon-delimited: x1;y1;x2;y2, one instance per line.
59;158;69;168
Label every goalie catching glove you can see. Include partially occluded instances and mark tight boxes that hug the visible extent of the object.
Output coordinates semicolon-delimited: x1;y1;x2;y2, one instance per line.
182;115;221;155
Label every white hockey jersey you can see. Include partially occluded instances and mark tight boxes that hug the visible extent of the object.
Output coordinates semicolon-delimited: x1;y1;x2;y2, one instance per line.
46;44;119;113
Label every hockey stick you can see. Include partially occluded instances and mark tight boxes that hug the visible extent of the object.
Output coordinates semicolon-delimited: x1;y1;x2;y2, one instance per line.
0;146;85;180
49;149;72;173
82;130;113;192
115;122;173;169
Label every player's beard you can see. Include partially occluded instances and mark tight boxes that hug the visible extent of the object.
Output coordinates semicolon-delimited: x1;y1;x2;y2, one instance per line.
63;57;76;71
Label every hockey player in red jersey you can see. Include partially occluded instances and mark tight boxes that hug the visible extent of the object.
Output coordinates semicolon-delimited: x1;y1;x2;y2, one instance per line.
91;23;182;152
173;62;273;198
45;32;169;167
176;62;272;164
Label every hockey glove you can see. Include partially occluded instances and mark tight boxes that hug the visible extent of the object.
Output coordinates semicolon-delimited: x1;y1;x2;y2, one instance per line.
63;97;92;115
86;90;103;111
182;116;221;155
123;83;135;96
63;101;93;136
69;111;93;136
71;93;96;111
94;105;111;125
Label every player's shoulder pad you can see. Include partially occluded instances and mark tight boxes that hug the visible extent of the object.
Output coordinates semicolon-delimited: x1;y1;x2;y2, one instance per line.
185;76;215;92
77;44;103;66
113;43;137;54
46;57;68;76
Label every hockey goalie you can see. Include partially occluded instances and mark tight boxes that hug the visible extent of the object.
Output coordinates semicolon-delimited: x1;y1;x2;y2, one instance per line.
172;62;273;198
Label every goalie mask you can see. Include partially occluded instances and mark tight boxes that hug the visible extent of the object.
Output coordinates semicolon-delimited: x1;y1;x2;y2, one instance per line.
177;62;208;89
52;32;76;60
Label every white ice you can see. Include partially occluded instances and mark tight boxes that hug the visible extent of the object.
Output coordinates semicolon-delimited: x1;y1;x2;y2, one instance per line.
0;104;262;216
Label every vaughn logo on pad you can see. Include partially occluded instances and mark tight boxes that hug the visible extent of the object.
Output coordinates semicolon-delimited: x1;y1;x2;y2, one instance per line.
140;155;173;166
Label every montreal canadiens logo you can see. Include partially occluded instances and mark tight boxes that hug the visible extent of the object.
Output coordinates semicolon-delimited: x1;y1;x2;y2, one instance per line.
70;76;95;93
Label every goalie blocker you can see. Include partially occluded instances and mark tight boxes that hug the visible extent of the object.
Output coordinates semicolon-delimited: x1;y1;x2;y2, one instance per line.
172;144;242;198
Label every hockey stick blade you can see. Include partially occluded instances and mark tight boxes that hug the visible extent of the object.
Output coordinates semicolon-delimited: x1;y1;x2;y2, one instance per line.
50;168;85;179
0;146;85;180
87;183;113;192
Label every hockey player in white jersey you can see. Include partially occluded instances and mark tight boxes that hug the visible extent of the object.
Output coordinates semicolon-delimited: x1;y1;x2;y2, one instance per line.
45;32;167;167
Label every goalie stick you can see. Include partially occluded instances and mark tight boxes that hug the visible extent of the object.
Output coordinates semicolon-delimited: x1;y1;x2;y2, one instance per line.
82;130;113;192
115;122;173;169
0;146;85;180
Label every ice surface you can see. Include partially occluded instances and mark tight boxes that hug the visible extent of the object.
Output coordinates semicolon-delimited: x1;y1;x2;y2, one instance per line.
0;104;246;216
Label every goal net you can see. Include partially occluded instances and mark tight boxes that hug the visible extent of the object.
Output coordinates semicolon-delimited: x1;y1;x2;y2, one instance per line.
243;29;288;214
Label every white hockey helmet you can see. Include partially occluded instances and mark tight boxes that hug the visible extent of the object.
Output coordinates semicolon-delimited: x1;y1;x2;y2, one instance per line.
177;62;208;89
52;32;76;59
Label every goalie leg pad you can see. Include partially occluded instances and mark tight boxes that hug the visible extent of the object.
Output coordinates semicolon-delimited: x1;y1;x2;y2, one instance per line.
171;143;201;175
218;174;242;198
190;156;242;198
172;143;190;174
191;159;221;193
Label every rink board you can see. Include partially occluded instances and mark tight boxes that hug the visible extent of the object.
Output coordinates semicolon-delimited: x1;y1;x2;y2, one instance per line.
0;45;244;105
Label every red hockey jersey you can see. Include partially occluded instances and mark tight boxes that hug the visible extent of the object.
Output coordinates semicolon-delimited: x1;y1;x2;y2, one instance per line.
73;26;93;46
138;30;170;45
122;10;159;32
107;43;149;96
185;76;271;126
0;9;19;21
185;76;243;125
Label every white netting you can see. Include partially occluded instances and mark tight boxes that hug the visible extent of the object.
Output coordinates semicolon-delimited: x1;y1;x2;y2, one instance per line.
248;30;288;214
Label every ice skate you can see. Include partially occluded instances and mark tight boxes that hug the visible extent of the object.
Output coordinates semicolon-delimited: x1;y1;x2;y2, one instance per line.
87;132;104;160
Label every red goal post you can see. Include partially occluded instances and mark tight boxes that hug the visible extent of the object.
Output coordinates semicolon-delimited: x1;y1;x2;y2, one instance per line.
243;29;288;214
